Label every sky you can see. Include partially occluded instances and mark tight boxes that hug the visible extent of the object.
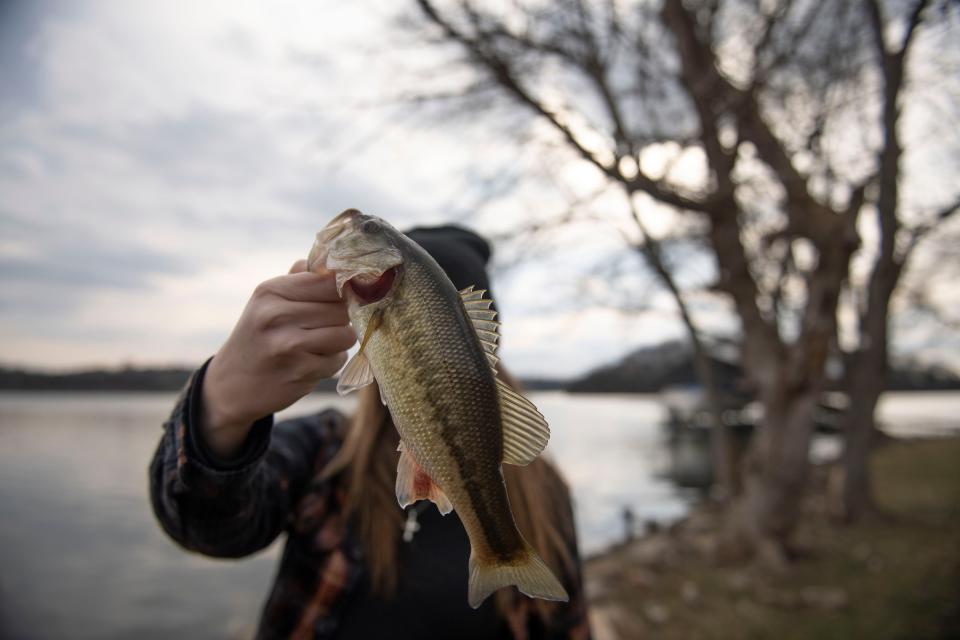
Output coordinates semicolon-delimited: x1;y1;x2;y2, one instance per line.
0;0;956;379
0;0;696;378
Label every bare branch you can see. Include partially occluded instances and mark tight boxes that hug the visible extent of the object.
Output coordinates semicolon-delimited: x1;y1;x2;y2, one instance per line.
660;0;838;239
899;194;960;262
866;0;931;74
854;0;935;334
416;0;714;214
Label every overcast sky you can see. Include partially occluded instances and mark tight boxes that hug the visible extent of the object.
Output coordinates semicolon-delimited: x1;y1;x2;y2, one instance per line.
0;0;702;377
1;1;957;378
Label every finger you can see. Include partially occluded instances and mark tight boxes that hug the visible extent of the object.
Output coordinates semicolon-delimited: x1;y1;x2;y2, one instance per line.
264;299;350;329
259;271;340;302
289;259;308;274
298;325;358;355
298;350;349;380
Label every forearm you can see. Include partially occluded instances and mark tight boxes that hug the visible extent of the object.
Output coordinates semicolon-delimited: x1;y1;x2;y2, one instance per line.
149;361;347;558
149;263;353;554
149;362;286;557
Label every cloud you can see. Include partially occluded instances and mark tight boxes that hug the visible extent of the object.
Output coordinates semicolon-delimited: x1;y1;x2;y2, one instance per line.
0;1;471;369
5;0;948;379
0;244;186;291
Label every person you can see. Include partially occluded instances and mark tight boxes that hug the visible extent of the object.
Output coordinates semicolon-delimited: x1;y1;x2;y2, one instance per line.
149;226;591;640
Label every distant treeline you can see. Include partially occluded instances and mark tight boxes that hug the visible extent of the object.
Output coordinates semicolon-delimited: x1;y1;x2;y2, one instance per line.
0;366;346;393
0;366;196;391
0;365;565;393
0;364;567;393
2;343;956;392
0;367;352;391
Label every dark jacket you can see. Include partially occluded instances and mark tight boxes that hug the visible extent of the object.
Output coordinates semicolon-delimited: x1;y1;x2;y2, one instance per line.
149;361;591;639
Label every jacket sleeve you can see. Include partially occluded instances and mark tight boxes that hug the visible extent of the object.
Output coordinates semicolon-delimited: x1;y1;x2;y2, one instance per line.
149;360;344;558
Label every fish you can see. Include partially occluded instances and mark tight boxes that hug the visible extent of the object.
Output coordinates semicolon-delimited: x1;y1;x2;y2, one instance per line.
307;209;568;608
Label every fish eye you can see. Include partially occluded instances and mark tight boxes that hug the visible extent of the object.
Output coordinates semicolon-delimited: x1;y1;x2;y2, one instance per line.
361;220;382;234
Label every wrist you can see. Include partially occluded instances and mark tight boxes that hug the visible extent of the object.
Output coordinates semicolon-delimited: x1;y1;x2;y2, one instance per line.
199;361;258;459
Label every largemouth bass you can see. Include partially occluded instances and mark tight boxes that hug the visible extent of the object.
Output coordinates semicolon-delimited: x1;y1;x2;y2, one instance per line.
307;209;568;608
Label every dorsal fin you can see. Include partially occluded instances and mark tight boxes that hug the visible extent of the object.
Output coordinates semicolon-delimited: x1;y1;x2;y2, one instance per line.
460;285;500;368
459;285;549;464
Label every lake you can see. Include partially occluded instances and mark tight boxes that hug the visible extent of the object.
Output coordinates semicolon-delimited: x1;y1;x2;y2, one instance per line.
1;390;958;639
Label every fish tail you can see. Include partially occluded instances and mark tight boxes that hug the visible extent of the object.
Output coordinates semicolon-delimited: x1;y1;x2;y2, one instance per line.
467;543;569;609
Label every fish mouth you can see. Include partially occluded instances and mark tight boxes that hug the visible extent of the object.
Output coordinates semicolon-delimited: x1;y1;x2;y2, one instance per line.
347;266;400;305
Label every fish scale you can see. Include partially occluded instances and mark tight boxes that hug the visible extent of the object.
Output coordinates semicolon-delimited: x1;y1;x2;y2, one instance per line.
310;209;568;607
365;259;520;562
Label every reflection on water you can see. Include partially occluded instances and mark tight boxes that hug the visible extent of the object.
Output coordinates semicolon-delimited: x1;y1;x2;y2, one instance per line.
0;394;277;640
0;390;957;639
534;393;689;551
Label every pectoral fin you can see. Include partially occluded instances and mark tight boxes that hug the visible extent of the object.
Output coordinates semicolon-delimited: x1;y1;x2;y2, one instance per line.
497;378;550;466
396;442;453;515
336;351;375;395
336;310;383;396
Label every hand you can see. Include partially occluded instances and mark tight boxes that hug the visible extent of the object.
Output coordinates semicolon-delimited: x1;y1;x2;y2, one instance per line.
200;259;356;459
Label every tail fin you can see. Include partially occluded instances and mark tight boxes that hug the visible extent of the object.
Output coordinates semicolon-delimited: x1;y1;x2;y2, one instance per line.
467;543;569;609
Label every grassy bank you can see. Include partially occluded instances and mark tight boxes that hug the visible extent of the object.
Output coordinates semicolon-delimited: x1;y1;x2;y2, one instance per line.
585;438;960;640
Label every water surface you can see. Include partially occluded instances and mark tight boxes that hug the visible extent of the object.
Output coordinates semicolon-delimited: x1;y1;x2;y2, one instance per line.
0;390;956;639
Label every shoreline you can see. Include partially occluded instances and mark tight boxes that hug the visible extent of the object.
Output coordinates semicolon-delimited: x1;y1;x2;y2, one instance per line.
583;436;960;640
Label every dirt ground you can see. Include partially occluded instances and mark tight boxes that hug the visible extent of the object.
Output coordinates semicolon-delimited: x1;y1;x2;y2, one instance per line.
584;438;960;640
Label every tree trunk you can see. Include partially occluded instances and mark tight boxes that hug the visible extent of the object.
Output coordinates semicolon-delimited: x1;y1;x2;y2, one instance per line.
628;197;739;499
709;197;855;563
838;267;894;520
838;360;882;520
837;0;929;523
724;387;818;567
690;337;740;499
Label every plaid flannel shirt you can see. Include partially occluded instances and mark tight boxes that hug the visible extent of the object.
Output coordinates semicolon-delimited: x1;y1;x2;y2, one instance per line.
149;362;591;639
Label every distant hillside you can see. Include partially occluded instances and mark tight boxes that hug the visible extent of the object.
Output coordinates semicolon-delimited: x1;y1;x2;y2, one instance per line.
567;341;741;393
0;364;564;393
886;358;960;391
518;377;568;391
568;341;960;393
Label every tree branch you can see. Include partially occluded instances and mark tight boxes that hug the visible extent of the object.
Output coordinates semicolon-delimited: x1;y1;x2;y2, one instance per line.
415;0;714;214
859;0;932;313
659;0;734;190
900;194;960;262
660;0;836;239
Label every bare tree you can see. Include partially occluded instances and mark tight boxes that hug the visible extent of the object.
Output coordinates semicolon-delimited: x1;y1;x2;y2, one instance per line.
412;0;741;497
822;0;960;521
406;0;958;563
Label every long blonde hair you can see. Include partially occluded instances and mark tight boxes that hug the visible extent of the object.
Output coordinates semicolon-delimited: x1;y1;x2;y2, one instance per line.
321;369;576;619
